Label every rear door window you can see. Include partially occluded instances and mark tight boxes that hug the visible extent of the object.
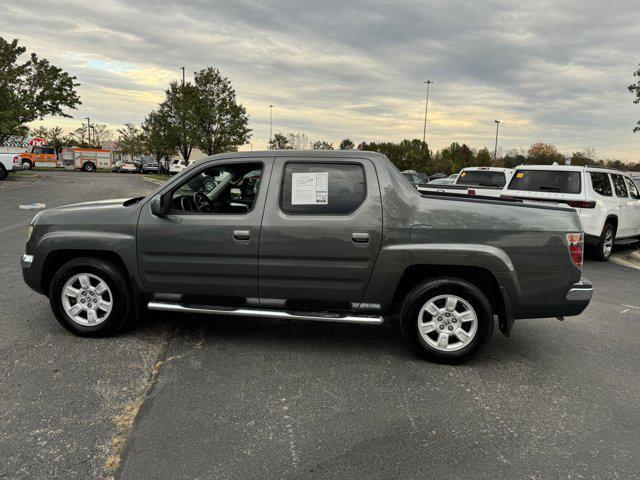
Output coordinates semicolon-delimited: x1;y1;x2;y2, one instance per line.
456;171;506;187
611;174;628;198
507;170;581;193
624;177;639;199
589;172;612;197
281;162;366;215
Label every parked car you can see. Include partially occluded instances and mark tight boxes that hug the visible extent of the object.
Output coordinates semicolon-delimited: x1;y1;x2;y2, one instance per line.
419;167;514;197
0;153;23;180
21;151;592;364
141;162;160;174
402;172;428;189
429;174;458;185
169;159;188;175
111;160;123;173
501;165;640;261
119;161;139;173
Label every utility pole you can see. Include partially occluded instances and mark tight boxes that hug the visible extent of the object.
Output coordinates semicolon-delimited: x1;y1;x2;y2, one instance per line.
422;80;433;148
86;117;91;145
269;105;273;144
180;67;186;163
180;66;185;86
494;120;501;161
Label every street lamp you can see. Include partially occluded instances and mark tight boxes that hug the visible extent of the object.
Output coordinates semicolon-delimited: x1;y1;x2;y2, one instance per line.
422;80;434;148
180;66;185;86
86;117;91;145
269;105;274;144
494;120;501;161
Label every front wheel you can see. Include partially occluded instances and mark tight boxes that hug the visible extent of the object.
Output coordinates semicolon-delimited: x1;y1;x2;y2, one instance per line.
400;278;494;364
21;159;33;170
49;257;134;336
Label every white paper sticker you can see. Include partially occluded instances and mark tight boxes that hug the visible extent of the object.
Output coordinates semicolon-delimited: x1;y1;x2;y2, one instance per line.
291;172;329;205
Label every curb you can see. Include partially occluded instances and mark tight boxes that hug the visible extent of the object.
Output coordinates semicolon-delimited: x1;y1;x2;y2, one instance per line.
611;250;640;271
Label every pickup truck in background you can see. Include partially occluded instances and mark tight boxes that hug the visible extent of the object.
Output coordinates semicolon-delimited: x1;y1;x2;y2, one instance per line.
21;151;592;364
418;167;514;197
0;153;23;180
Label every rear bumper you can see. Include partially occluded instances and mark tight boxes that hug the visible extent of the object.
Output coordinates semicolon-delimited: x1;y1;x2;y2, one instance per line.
566;280;593;302
512;278;593;319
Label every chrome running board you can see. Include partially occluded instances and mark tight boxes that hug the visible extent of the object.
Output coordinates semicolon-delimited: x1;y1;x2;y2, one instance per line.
147;301;384;325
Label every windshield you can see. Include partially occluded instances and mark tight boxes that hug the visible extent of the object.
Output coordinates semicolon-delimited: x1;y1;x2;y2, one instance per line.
507;170;581;193
456;171;506;187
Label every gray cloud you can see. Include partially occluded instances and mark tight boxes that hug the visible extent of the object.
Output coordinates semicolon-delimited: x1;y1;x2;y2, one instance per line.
2;0;639;159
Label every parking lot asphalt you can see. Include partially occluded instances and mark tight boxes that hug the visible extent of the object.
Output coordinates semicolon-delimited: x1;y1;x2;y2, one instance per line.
1;171;639;479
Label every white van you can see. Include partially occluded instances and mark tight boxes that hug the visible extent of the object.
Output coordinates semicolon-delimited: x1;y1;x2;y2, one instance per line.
169;159;188;175
502;165;640;260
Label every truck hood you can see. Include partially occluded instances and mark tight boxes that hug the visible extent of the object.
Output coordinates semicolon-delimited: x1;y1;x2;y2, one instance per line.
33;197;146;229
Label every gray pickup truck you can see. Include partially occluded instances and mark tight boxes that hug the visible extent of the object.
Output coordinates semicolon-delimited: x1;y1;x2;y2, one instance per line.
21;151;592;363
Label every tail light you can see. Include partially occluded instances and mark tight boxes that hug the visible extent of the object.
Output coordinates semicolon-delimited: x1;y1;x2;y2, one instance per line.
566;233;584;269
13;156;20;165
566;200;596;209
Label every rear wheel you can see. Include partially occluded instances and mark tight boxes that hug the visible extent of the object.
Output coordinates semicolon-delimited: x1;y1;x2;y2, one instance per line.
21;159;33;170
82;162;96;172
49;257;134;336
0;165;7;180
400;278;494;364
594;223;615;261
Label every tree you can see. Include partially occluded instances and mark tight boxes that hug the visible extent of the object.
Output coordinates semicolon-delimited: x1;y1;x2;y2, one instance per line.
629;63;640;133
30;125;66;151
158;81;198;163
475;147;492;167
65;125;91;147
268;132;291;150
358;139;430;172
526;142;565;164
312;140;334;150
90;123;112;148
501;148;526;168
190;67;251;155
570;151;596;166
339;138;355;150
0;37;81;143
117;123;144;161
287;132;310;149
142;110;175;163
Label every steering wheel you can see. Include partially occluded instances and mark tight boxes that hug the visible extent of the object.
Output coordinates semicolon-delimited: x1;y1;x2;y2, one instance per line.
194;191;216;213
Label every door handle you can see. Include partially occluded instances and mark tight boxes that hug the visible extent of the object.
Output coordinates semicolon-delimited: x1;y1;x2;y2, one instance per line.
233;229;251;240
351;232;370;243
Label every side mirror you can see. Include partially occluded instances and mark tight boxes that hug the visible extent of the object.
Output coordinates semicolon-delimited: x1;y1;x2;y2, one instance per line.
150;195;165;217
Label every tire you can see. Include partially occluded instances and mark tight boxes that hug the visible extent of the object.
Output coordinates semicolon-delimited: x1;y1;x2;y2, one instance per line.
0;165;7;180
49;257;134;336
82;162;96;172
21;159;33;170
594;223;615;261
400;278;494;364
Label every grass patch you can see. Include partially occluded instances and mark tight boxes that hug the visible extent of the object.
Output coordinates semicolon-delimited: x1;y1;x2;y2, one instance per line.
143;174;170;182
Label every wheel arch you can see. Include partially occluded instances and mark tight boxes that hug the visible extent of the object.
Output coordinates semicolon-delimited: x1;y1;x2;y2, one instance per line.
41;249;129;296
390;264;510;335
604;215;618;234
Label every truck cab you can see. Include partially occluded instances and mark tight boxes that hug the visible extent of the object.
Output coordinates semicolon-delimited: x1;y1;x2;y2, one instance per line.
20;146;58;170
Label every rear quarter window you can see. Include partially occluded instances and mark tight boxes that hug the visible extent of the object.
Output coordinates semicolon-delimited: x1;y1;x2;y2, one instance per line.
611;174;628;198
589;172;612;197
280;162;366;215
507;170;581;193
456;171;506;187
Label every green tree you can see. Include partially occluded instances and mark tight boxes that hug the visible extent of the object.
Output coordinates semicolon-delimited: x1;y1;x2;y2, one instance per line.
629;63;640;133
358;139;430;172
431;150;453;174
312;140;334;150
142;110;175;163
526;142;565;164
501;148;526;168
117;122;144;161
90;123;112;148
570;151;596;166
30;125;66;151
339;138;355;150
0;37;81;143
65;125;91;147
191;67;251;155
268;132;291;150
158;81;198;163
475;147;492;167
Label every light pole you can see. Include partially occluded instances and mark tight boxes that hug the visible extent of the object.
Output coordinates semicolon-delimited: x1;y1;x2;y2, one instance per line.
422;80;433;148
269;105;273;144
86;117;91;145
494;120;501;161
90;125;96;147
180;66;185;86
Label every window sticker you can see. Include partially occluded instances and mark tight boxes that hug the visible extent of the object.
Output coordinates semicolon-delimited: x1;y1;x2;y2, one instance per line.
516;172;524;178
291;172;329;205
460;172;466;177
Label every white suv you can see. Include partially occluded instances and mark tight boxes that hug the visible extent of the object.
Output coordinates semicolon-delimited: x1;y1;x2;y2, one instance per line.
502;165;640;261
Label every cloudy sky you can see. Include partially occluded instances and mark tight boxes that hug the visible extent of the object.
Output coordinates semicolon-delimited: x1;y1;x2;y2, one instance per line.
3;0;640;160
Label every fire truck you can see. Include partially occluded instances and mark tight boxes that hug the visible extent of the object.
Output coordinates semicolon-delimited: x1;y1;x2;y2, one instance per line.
19;138;58;169
60;148;114;171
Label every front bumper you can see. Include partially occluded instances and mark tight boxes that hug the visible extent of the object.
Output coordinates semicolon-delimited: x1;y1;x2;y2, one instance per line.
21;252;45;295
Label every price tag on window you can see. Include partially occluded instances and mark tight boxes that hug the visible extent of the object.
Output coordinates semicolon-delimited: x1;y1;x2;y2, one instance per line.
292;172;329;205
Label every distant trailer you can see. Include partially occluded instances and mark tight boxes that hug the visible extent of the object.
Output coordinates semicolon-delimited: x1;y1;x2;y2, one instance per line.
61;148;113;172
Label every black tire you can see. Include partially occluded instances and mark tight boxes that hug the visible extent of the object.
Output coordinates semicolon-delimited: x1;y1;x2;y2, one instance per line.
0;165;7;180
400;278;494;364
49;257;134;336
594;223;615;261
82;162;96;172
21;159;33;170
